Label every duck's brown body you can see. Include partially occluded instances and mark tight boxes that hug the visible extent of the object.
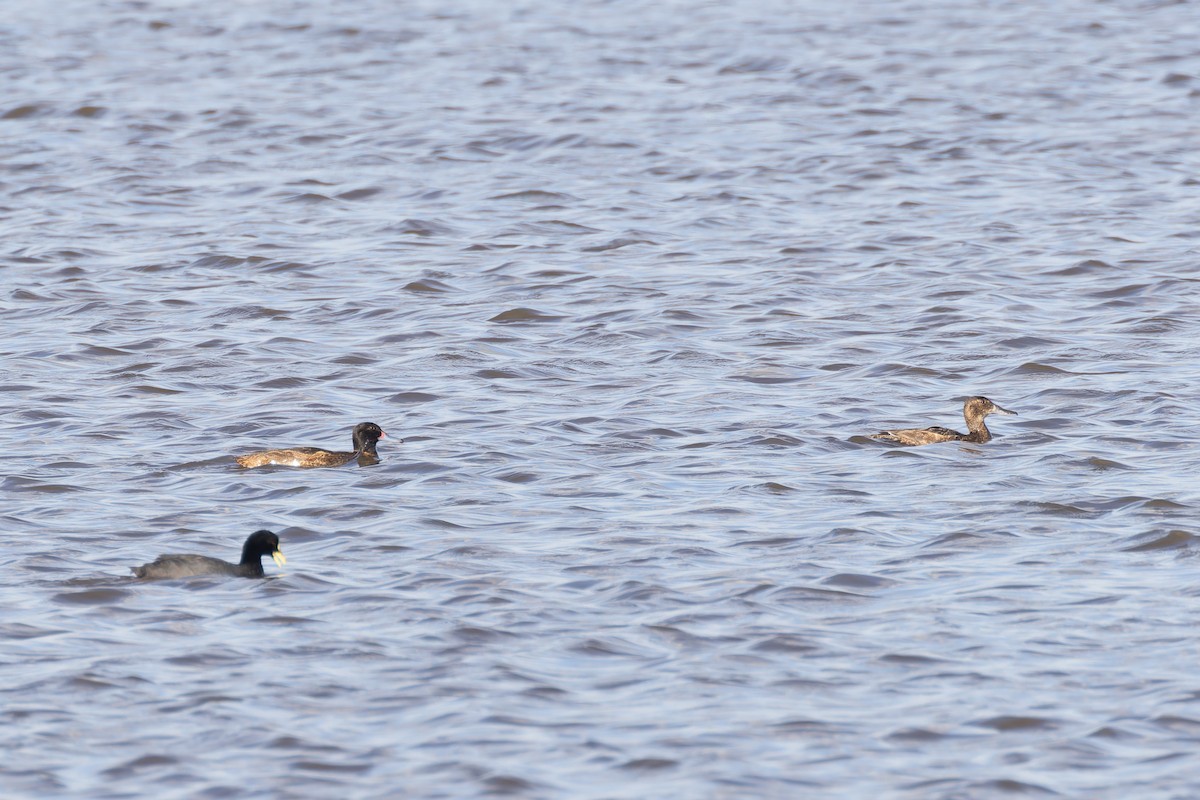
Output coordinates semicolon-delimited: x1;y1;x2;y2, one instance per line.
236;422;387;468
871;396;1016;446
235;447;365;468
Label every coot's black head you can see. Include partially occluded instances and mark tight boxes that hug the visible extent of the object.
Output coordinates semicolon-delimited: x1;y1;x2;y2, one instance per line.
352;422;386;453
242;529;286;568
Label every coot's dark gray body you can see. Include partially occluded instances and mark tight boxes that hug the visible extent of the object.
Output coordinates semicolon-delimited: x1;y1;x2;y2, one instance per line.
133;530;286;579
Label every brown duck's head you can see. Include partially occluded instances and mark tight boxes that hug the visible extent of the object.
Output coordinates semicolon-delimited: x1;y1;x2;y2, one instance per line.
352;422;386;452
964;396;1017;419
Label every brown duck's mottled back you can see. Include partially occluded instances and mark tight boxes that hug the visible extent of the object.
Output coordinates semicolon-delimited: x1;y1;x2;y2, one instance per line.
872;426;963;446
236;446;360;469
871;396;1016;447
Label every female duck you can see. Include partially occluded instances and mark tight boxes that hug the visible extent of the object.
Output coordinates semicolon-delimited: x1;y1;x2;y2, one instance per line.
133;530;286;579
871;396;1016;446
236;422;387;468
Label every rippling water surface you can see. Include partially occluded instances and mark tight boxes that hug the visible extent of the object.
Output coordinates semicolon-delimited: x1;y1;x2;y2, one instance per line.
4;0;1200;796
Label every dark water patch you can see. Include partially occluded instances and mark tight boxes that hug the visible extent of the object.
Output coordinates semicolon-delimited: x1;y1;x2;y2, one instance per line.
1021;502;1101;518
1120;530;1197;552
973;716;1060;732
387;391;439;404
482;774;541;794
1011;362;1077;375
209;305;291;321
822;572;896;589
283;192;334;204
996;336;1067;350
964;779;1059;796
2;103;52;120
1079;456;1132;471
291;760;373;774
1049;260;1115;277
387;218;458;237
884;727;954;743
403;278;456;293
131;384;185;395
490;190;579;203
766;585;866;603
1;477;90;493
922;530;1012;548
253;615;316;626
620;758;677;772
581;236;656;253
752;635;818;654
52;588;129;605
336;187;383;201
488;308;566;323
878;652;949;666
750;482;796;494
1138;498;1187;511
101;754;180;778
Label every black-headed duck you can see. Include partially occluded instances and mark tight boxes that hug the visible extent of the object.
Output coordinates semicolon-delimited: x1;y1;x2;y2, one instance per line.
236;422;387;468
132;530;286;579
871;396;1016;446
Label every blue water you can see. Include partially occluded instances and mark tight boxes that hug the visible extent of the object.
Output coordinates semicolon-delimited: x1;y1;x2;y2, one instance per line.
3;0;1200;797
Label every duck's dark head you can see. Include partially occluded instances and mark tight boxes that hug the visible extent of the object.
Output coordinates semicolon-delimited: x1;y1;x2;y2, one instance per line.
965;396;1017;419
352;422;386;453
243;529;286;568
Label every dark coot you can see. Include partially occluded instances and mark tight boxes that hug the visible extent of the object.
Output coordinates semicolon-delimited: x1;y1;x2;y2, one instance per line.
132;530;286;579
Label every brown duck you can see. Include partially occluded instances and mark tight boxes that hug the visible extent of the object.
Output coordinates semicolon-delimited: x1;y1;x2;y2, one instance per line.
871;396;1016;446
236;422;388;468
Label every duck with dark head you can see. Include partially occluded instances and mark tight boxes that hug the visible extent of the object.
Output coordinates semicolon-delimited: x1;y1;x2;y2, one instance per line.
871;396;1016;446
236;422;389;468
